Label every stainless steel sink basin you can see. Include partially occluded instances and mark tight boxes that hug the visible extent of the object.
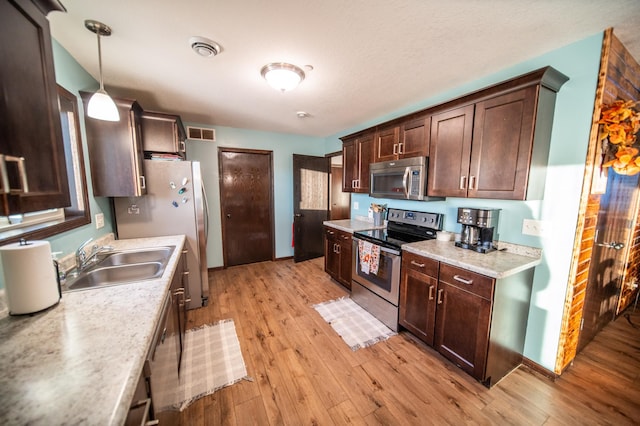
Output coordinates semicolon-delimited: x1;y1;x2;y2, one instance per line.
64;245;175;291
96;246;175;267
66;262;165;291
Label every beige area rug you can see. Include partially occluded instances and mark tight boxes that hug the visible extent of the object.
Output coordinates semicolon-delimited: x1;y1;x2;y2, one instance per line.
153;319;249;412
313;297;396;351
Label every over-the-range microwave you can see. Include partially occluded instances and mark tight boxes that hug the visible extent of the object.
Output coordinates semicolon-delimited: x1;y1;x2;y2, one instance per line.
369;157;444;201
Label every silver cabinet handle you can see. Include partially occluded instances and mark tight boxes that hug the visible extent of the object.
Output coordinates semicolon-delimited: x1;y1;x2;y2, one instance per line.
0;155;29;194
140;175;146;189
469;175;476;190
428;285;435;300
179;140;186;152
459;175;467;190
453;275;474;285
410;260;425;268
392;143;398;155
398;142;404;154
437;289;443;305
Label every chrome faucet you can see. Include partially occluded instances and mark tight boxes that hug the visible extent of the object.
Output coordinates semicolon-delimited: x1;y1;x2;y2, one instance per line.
75;238;113;271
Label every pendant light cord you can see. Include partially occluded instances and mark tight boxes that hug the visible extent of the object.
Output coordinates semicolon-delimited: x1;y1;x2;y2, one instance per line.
96;30;105;91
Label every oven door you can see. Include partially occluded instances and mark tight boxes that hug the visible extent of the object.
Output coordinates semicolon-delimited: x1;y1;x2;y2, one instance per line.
352;236;401;305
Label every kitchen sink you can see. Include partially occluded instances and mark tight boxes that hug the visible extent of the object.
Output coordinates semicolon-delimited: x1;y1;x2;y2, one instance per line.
96;246;175;267
64;245;175;291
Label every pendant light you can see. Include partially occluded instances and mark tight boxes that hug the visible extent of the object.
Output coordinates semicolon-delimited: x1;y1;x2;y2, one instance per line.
84;20;119;121
261;63;305;92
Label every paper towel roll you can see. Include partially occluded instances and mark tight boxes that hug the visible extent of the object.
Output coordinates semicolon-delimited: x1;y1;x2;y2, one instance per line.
0;240;60;315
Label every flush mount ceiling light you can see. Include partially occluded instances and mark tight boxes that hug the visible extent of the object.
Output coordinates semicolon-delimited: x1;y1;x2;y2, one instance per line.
189;36;221;58
261;63;305;92
84;19;119;121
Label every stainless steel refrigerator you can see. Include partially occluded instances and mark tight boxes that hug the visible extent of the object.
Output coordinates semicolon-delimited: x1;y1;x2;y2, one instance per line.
114;160;209;309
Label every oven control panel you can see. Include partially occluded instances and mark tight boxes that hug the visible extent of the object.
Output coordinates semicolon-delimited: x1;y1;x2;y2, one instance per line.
387;208;443;230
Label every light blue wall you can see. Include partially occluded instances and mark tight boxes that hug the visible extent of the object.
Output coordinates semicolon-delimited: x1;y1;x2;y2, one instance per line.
185;126;326;267
324;33;604;370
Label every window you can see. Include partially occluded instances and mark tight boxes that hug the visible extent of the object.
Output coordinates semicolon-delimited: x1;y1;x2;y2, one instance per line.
0;85;90;243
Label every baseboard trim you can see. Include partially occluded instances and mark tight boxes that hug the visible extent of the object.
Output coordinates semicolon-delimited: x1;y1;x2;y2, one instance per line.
522;357;558;381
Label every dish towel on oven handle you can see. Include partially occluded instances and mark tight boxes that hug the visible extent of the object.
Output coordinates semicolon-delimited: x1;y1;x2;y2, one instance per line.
358;240;380;275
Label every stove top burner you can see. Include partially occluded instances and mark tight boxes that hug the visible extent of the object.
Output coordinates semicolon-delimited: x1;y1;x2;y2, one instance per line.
353;208;443;251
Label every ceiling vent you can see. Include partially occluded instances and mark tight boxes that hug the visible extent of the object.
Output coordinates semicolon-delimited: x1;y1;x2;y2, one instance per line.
187;126;216;142
189;36;221;58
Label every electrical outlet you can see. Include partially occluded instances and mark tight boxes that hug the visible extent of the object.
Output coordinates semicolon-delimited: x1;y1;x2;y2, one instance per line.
95;213;105;229
522;219;548;237
353;201;359;210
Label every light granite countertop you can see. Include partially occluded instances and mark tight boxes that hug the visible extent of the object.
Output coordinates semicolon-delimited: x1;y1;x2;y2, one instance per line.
0;235;186;426
403;239;541;279
323;218;384;233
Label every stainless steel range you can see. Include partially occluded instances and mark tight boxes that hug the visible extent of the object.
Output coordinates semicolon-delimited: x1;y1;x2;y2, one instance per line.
351;208;443;331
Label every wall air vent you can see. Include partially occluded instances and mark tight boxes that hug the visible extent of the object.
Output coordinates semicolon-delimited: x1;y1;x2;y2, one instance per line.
187;126;216;142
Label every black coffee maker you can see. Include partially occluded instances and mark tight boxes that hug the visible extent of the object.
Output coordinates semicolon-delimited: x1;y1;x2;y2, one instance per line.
455;208;500;253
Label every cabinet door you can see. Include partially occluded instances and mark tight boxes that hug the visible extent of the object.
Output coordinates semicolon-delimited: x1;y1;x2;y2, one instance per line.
428;105;474;197
0;0;70;215
324;228;340;278
400;115;430;159
434;281;491;380
337;232;352;289
374;125;400;162
399;266;438;345
469;87;537;200
355;132;374;193
81;94;147;197
141;111;186;156
342;138;357;192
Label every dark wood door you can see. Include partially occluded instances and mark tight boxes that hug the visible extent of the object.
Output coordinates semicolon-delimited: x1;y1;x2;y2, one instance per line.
470;87;536;200
293;154;329;262
219;148;274;267
428;105;475;197
579;172;639;351
434;281;492;380
0;0;70;215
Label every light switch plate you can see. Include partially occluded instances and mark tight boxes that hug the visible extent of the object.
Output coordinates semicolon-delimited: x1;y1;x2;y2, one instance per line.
522;219;548;237
95;213;105;229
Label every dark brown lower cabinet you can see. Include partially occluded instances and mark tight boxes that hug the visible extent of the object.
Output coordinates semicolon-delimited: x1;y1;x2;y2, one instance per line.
399;251;534;387
324;226;352;289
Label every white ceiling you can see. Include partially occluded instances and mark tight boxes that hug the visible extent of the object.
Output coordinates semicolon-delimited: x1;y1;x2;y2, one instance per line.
49;0;640;138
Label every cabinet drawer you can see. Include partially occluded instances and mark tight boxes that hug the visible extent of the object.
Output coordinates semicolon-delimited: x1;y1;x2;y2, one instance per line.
402;251;439;278
439;263;494;299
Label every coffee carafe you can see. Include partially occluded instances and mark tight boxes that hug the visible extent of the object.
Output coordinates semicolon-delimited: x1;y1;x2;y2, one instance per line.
455;208;500;253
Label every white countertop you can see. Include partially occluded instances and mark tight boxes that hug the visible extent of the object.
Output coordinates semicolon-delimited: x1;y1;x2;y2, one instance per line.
0;235;186;426
323;218;384;233
403;239;541;279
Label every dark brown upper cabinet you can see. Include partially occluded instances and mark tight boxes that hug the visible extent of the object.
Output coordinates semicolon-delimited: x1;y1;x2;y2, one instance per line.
341;130;374;193
0;0;70;215
373;114;430;163
141;111;186;157
428;67;568;200
80;92;147;197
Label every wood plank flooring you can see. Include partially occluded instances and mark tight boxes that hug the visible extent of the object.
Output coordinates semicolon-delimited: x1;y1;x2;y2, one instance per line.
180;258;640;425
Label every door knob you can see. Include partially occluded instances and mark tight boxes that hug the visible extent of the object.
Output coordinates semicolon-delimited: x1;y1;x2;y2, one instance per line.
226;214;231;218
294;214;302;217
597;241;624;250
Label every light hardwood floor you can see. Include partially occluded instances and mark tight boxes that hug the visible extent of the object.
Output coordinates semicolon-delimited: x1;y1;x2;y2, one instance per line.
180;258;640;425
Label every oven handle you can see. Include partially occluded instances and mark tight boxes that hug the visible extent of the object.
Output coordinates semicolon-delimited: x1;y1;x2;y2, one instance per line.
353;236;401;256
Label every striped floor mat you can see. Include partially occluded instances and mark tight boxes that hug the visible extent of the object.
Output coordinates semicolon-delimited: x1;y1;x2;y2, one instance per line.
154;319;249;412
313;297;396;351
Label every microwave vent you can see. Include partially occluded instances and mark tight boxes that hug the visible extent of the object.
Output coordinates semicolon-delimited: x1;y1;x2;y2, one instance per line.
187;126;216;142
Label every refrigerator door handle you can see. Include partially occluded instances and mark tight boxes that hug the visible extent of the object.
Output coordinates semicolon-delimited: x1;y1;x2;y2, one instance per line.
201;182;210;243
